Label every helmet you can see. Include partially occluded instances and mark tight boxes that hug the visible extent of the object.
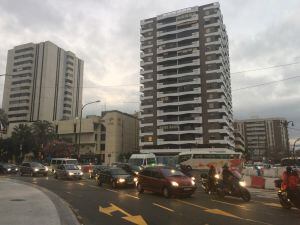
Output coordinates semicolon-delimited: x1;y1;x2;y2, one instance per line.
286;166;292;174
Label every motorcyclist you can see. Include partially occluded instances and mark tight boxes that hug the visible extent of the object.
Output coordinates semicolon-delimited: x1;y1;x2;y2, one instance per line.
208;165;217;192
281;166;300;203
222;164;235;191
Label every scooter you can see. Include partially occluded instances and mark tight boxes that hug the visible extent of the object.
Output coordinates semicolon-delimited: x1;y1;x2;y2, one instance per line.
214;173;251;202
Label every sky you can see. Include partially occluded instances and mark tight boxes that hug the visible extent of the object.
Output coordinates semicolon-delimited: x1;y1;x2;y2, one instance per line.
0;0;300;141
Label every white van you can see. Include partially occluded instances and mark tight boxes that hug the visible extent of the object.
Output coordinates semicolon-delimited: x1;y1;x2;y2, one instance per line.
128;153;157;167
50;158;79;172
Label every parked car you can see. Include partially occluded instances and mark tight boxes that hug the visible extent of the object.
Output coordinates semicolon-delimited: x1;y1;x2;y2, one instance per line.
137;166;197;198
96;167;136;188
112;162;142;176
19;162;48;177
89;165;109;179
54;164;83;180
0;163;19;174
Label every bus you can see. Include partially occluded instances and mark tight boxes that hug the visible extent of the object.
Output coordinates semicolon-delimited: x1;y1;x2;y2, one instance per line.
280;157;300;167
178;149;244;171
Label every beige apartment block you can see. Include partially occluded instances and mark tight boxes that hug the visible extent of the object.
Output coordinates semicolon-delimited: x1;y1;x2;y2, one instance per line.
55;111;139;165
2;41;83;124
234;118;289;161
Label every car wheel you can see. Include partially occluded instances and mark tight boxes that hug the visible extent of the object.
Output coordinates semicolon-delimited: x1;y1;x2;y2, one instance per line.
241;189;251;202
112;181;117;189
137;183;144;194
163;187;171;198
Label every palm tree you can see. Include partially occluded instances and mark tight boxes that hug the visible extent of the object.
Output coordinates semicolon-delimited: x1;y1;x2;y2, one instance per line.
31;120;56;154
0;109;8;132
11;124;34;161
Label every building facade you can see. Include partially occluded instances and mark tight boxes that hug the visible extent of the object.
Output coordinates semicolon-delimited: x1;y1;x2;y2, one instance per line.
2;41;83;124
234;129;245;153
139;2;234;156
55;111;139;165
234;118;289;161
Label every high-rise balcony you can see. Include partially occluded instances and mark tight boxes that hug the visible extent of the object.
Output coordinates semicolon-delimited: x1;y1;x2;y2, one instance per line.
140;35;153;42
157;106;202;116
157;24;199;37
140;61;153;67
207;105;227;113
157;116;202;126
140;122;153;128
140;68;153;75
206;66;224;74
140;27;154;34
208;116;229;124
140;104;153;110
140;95;153;101
157;68;200;80
141;43;153;50
140;76;153;84
140;86;153;92
203;10;221;20
157;41;199;54
157;78;201;89
157;59;200;71
157;96;201;107
205;38;221;46
157;32;199;46
157;138;203;145
157;127;203;135
207;85;225;93
157;50;200;63
208;126;230;134
205;58;222;64
157;87;201;98
139;141;153;146
140;52;153;58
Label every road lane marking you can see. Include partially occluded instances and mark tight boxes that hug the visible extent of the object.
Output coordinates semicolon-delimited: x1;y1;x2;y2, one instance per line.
88;185;98;189
105;188;119;193
211;199;248;209
126;194;140;200
66;191;72;194
153;203;174;212
99;203;147;225
77;183;85;186
176;199;271;224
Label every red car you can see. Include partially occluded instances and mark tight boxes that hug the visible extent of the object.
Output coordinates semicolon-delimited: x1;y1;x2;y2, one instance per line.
137;166;197;198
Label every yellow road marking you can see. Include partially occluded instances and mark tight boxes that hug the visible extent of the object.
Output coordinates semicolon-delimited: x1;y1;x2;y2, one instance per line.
176;199;208;210
153;203;174;212
262;202;282;208
204;208;241;219
211;199;248;209
99;203;147;225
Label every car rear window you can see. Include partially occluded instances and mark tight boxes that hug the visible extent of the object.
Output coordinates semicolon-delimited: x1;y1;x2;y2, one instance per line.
111;168;128;175
161;169;185;177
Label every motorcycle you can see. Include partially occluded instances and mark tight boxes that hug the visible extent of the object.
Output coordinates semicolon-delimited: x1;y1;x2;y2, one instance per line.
214;173;251;202
275;179;300;210
200;173;209;193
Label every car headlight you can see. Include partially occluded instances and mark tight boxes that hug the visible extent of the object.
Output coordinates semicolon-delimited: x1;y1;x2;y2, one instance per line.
214;174;220;179
45;166;49;172
134;171;139;175
133;177;138;182
191;176;196;181
69;172;74;176
191;180;196;186
77;165;82;170
171;181;179;187
34;168;39;172
7;168;11;171
80;172;83;175
118;178;125;183
15;168;18;171
239;181;246;187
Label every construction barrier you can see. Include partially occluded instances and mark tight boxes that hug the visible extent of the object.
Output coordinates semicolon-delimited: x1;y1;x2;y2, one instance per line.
251;176;265;189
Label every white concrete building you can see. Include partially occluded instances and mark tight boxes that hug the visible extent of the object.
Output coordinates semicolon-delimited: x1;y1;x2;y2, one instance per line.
139;2;234;156
2;41;83;124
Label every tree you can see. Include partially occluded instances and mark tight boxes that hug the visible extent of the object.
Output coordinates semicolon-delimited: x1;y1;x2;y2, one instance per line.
43;139;74;159
31;120;56;156
11;124;35;161
0;108;8;132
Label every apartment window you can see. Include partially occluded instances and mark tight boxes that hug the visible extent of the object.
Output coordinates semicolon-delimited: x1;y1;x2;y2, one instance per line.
66;61;74;66
9;99;29;104
64;91;72;96
10;93;30;98
8;106;29;111
65;79;73;84
100;144;105;151
66;72;73;78
101;133;106;141
11;86;30;91
73;124;76;132
66;66;74;71
95;134;97;141
64;103;71;108
65;85;72;90
63;110;71;114
64;97;72;102
8;113;27;118
12;73;32;79
15;47;34;53
208;103;215;109
12;79;31;85
101;124;106;132
13;60;33;66
14;53;34;60
13;66;32;72
67;55;74;60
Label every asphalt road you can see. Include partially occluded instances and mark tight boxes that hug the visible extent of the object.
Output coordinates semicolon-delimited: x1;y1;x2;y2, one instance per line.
8;175;300;225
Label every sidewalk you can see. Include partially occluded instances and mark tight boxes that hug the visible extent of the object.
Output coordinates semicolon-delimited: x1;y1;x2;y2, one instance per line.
0;178;79;225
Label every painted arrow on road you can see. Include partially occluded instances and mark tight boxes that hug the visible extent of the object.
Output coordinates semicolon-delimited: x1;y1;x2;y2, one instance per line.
99;203;148;225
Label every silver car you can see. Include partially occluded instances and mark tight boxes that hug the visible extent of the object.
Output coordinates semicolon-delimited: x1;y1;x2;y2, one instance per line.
54;164;83;180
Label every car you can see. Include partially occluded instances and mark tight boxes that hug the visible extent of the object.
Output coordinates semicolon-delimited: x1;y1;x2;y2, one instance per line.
96;167;136;188
19;162;48;177
50;158;80;173
128;153;157;167
112;162;142;176
137;166;197;198
0;163;19;174
89;165;109;179
54;164;83;180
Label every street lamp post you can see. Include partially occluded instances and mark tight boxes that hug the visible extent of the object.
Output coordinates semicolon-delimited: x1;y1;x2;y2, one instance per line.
77;100;101;158
292;137;300;165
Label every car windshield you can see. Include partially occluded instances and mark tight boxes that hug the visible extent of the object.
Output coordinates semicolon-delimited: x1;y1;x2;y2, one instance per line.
131;165;142;171
66;160;78;165
31;162;44;168
64;164;79;170
147;158;156;165
128;158;143;166
161;168;185;177
111;168;128;175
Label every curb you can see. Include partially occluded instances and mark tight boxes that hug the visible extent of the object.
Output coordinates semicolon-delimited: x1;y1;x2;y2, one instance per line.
8;179;82;225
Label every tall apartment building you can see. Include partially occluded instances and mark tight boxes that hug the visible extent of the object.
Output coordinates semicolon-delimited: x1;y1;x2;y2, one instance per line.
234;118;289;161
2;41;83;124
139;2;234;156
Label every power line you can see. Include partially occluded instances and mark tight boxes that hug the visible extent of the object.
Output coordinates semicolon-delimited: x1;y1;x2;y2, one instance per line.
232;75;300;92
231;61;300;75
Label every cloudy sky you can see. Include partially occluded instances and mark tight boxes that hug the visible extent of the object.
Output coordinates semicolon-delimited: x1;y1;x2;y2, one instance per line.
0;0;300;140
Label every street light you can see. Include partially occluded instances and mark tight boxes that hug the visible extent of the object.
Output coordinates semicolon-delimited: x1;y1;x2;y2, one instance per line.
77;100;101;157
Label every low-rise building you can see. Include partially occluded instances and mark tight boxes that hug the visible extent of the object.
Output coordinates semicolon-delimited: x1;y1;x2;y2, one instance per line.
55;110;139;164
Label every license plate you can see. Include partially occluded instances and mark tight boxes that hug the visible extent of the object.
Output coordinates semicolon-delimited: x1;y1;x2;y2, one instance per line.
184;188;192;191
